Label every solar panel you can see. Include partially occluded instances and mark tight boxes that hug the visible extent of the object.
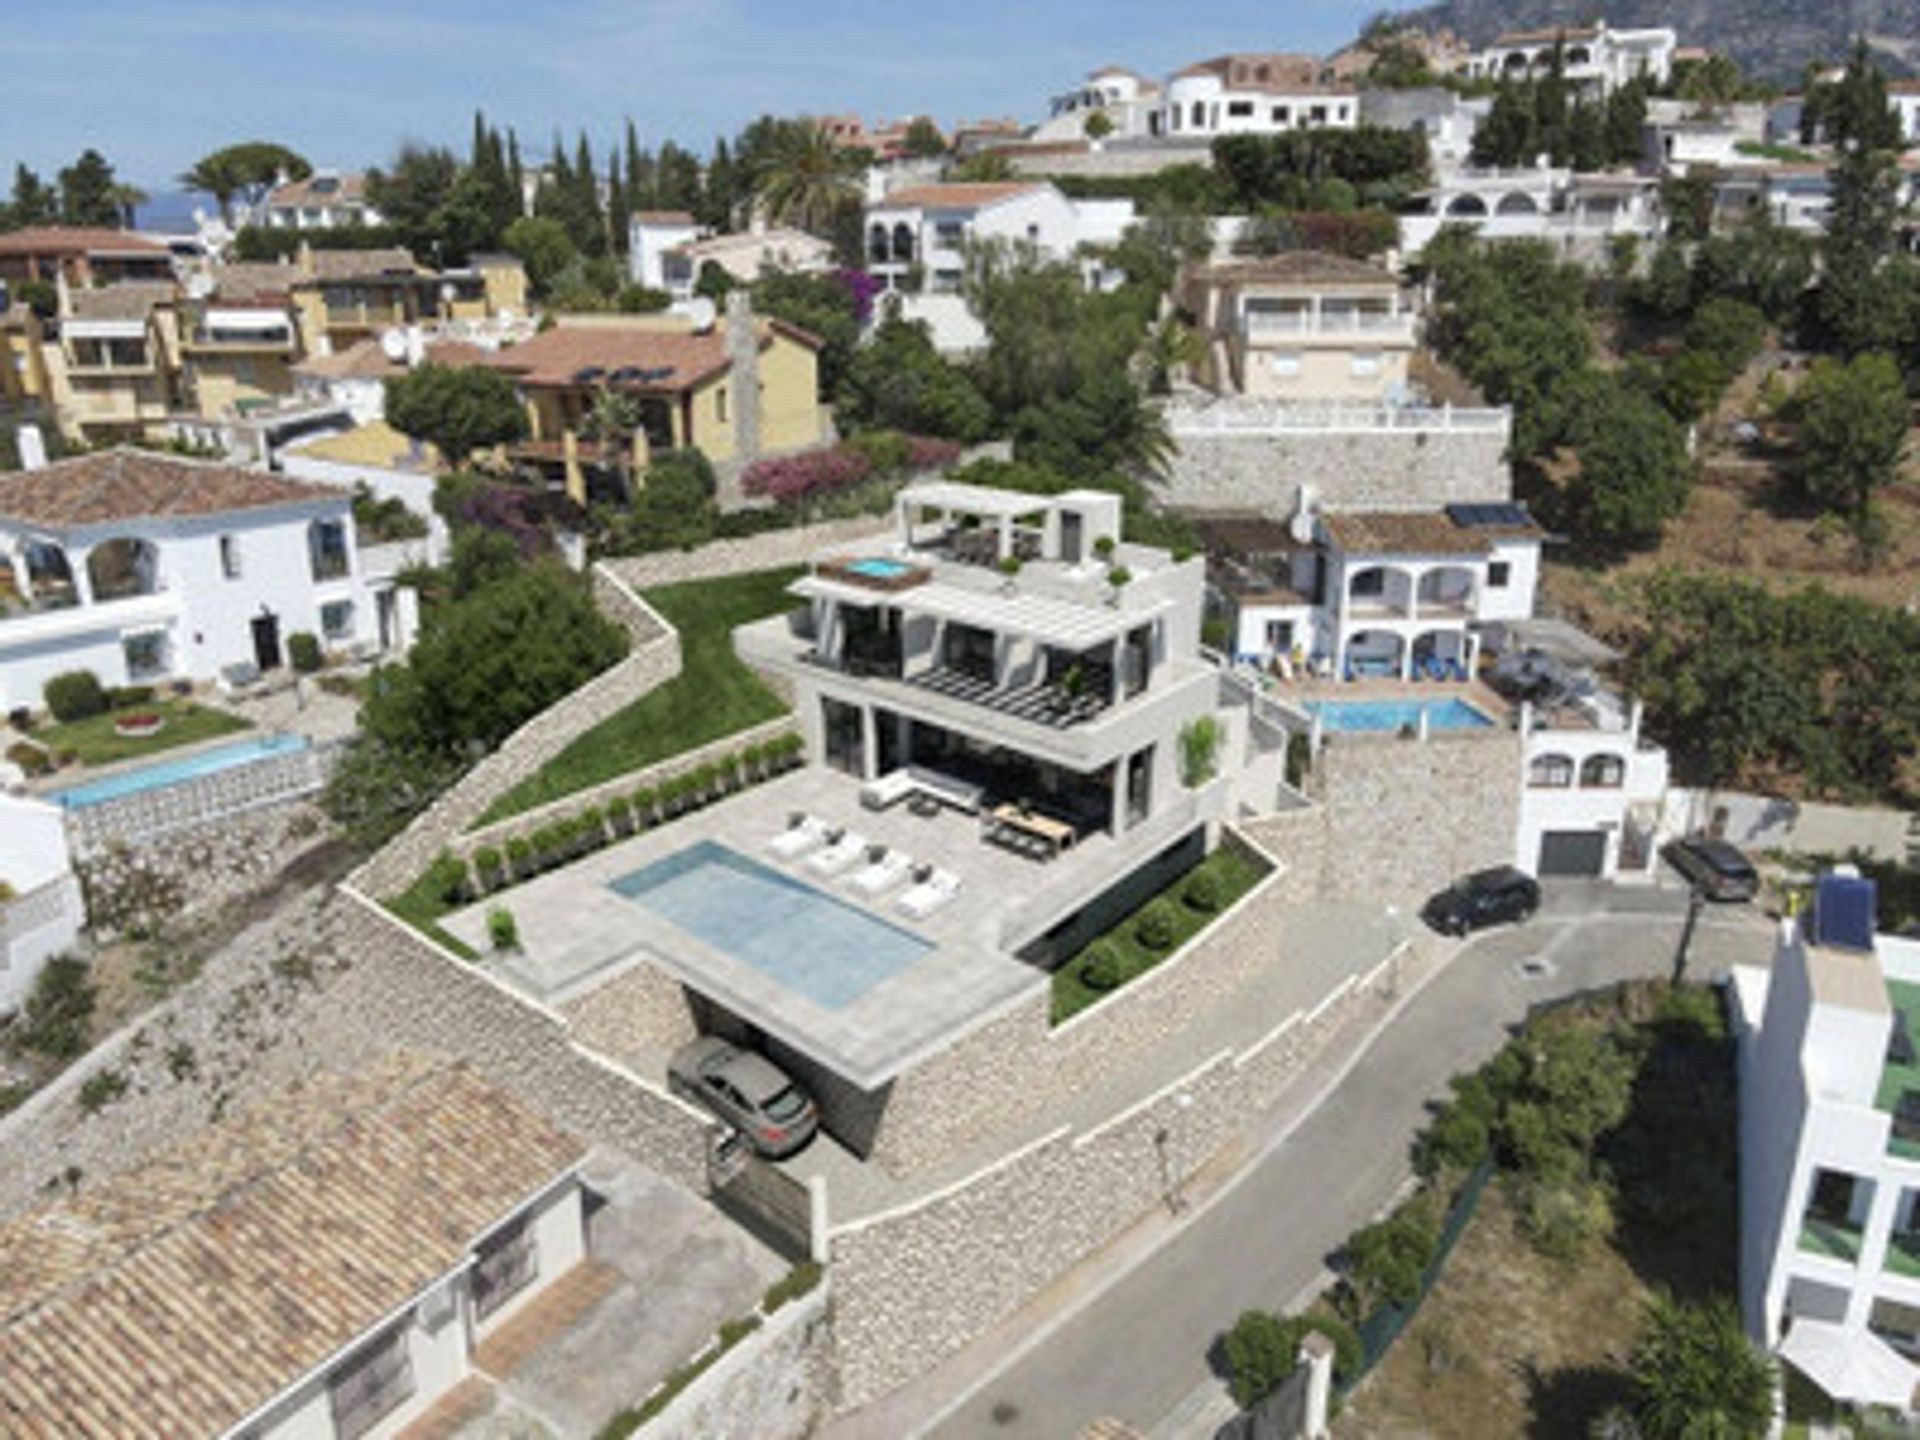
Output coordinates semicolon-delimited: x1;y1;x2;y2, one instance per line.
1447;502;1531;528
1813;873;1879;953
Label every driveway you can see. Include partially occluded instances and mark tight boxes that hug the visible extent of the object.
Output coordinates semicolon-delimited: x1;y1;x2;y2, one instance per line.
910;882;1772;1440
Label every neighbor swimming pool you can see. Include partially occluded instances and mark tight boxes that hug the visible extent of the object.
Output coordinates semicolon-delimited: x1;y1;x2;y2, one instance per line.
609;840;934;1009
1304;697;1495;734
843;557;915;580
50;733;311;809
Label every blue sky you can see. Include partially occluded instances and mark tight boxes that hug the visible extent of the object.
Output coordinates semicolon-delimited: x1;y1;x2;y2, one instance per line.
2;0;1381;188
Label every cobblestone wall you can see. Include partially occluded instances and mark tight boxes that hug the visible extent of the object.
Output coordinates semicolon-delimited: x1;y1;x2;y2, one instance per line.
76;799;331;939
0;885;714;1220
64;740;336;852
638;1285;832;1440
598;517;891;591
352;565;681;898
1154;420;1512;516
827;944;1404;1410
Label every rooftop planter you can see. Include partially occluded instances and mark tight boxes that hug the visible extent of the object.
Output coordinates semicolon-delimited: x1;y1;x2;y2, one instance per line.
111;712;165;738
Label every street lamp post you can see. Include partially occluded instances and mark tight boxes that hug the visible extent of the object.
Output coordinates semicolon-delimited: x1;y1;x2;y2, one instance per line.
1672;883;1705;985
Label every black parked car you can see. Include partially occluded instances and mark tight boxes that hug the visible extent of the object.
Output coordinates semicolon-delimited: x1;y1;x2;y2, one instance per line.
1421;866;1542;937
1661;836;1759;902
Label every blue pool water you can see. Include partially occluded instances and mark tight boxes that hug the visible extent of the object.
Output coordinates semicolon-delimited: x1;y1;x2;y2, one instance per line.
50;733;311;809
609;840;934;1009
845;557;914;580
1305;698;1495;734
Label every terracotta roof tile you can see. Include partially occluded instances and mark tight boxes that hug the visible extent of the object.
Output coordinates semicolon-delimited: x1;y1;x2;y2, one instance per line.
1321;508;1539;556
0;227;170;257
871;181;1047;210
1188;251;1398;287
0;1055;584;1440
212;261;303;303
305;247;423;282
266;172;371;209
0;448;341;529
65;282;174;322
482;316;816;391
295;336;488;381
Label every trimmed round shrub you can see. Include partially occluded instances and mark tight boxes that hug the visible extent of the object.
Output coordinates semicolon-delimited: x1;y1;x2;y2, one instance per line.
505;835;533;876
1134;898;1180;951
631;786;659;823
287;631;323;674
44;669;107;722
487;905;519;952
472;846;505;889
426;851;471;907
1183;867;1225;913
605;795;635;833
1078;941;1124;992
579;804;606;844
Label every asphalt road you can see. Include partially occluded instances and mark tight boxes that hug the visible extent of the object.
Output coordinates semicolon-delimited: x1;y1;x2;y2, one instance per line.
925;882;1770;1440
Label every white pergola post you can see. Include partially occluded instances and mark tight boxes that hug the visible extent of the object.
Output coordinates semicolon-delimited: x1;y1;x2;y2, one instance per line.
67;544;94;607
858;705;878;781
7;544;33;603
996;513;1013;563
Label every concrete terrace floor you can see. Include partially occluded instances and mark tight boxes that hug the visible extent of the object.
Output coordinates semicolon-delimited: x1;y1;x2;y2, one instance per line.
442;767;1192;1088
450;1148;785;1439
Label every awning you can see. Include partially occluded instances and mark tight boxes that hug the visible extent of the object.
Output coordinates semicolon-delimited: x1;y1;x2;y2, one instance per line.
1780;1319;1918;1410
793;573;1167;650
897;480;1054;521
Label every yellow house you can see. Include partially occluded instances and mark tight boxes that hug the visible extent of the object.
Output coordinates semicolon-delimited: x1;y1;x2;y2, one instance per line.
180;264;304;421
41;283;186;444
0;302;53;407
286;246;530;356
482;295;824;500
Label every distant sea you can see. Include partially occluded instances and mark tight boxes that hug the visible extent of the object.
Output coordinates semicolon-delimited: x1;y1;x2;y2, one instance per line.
134;189;217;234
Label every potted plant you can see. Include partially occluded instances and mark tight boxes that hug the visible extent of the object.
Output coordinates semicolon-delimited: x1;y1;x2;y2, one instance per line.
999;554;1023;593
1106;564;1132;606
1093;535;1116;562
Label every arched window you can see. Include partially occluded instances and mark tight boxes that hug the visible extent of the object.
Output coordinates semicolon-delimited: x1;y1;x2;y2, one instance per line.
85;537;159;601
1495;191;1540;216
1445;194;1489;217
891;222;915;264
868;223;889;263
1580;753;1625;789
1529;753;1574;788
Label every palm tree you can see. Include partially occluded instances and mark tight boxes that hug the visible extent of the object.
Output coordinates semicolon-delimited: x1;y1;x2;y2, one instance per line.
1136;315;1205;396
580;384;647;500
752;123;861;239
179;153;241;225
110;184;148;230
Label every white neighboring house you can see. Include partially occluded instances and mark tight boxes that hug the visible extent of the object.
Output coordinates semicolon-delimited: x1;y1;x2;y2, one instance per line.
1035;65;1164;141
1399;165;1663;264
863;180;1135;351
1465;21;1678;94
0;448;416;711
627;214;836;300
255;169;385;230
0;793;83;1014
1514;693;1669;880
0;1056;589;1440
1732;871;1920;1414
1150;53;1357;139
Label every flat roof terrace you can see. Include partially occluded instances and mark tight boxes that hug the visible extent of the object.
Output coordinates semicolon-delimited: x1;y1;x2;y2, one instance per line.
441;767;1209;1089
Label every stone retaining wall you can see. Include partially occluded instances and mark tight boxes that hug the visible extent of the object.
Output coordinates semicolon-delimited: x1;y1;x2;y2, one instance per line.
64;739;337;852
599;516;891;591
865;830;1293;1177
352;565;681;898
0;885;714;1220
634;1285;832;1440
827;943;1403;1410
1154;421;1511;516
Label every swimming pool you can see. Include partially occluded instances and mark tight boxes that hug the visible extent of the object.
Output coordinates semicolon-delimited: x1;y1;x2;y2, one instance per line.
50;733;311;809
609;840;934;1009
1305;698;1495;734
844;557;915;580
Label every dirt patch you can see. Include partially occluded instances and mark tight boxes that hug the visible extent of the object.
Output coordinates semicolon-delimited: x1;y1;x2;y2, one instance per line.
1335;1186;1642;1439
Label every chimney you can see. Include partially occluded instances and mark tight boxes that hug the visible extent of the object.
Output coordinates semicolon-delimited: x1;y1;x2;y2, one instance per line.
724;290;762;461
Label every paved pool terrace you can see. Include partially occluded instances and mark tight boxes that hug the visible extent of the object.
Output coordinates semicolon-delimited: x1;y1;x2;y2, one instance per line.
439;767;1201;1088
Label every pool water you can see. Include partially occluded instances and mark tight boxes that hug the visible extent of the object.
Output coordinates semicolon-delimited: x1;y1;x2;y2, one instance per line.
609;840;933;1009
845;557;913;579
1305;698;1494;734
51;733;311;809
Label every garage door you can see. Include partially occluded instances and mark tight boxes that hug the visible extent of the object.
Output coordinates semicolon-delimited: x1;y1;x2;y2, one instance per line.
1537;830;1607;877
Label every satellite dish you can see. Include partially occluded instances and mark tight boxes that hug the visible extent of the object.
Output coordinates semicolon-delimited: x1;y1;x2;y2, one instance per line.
685;296;717;333
379;328;409;362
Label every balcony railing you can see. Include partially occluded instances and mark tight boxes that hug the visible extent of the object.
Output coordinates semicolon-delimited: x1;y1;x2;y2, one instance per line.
1242;311;1414;340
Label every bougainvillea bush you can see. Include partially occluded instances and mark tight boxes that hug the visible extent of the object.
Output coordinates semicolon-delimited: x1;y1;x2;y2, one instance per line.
741;432;963;506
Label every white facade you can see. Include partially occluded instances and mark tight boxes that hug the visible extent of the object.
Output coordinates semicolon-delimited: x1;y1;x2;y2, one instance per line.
1466;22;1677;94
1153;67;1356;139
627;213;703;293
0;458;414;711
1400;166;1662;262
258;171;384;231
1038;67;1162;141
863;182;1134;352
1734;882;1920;1412
0;794;83;1014
229;1178;587;1440
1514;699;1669;879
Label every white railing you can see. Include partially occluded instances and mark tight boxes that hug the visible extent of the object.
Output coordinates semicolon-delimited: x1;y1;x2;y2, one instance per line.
1163;399;1510;437
1242;312;1415;340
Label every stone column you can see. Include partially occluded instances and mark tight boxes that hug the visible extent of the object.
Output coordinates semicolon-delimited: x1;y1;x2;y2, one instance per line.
67;545;94;607
724;290;762;461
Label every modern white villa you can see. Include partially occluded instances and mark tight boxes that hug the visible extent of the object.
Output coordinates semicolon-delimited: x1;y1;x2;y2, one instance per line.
0;792;83;1014
0;449;416;710
1179;252;1419;403
1464;21;1678;94
1149;53;1357;138
1399;166;1663;262
1734;872;1920;1414
0;1056;589;1440
1038;65;1164;141
862;181;1134;351
627;212;836;300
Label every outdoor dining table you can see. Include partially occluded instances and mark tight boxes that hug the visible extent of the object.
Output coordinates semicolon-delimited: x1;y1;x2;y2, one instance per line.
988;803;1077;859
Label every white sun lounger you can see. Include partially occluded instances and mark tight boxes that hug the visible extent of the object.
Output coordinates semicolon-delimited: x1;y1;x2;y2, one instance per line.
807;831;869;876
897;868;961;920
849;851;914;896
768;815;830;859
